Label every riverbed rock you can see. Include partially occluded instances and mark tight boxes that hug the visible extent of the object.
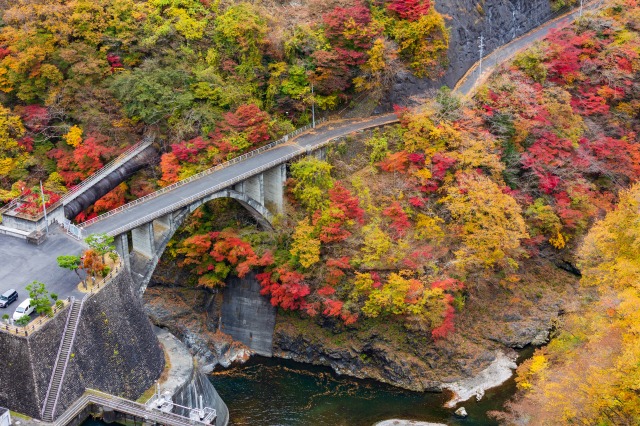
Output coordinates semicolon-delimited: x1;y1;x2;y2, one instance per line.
144;286;254;370
455;407;468;418
443;351;518;408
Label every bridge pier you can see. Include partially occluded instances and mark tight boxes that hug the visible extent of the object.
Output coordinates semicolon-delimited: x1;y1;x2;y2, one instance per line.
243;174;264;206
154;213;173;232
131;222;155;259
263;164;286;214
114;233;131;271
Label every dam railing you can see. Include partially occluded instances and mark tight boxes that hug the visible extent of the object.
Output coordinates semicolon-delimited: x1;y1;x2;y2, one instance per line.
52;389;215;426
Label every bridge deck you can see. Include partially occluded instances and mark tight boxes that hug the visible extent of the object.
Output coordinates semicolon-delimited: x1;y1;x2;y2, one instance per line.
82;114;398;236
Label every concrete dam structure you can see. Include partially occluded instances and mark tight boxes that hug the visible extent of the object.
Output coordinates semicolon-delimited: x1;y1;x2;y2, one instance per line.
0;266;164;420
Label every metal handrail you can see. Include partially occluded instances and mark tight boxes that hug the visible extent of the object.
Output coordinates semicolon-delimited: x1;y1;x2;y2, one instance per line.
80;119;325;228
41;299;75;419
0;299;69;336
60;137;153;204
5;136;155;222
52;389;211;426
98;115;399;237
49;297;85;420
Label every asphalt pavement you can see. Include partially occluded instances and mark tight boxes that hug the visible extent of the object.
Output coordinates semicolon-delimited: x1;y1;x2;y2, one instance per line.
0;227;85;321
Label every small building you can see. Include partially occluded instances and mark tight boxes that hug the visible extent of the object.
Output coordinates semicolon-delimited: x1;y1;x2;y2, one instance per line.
0;407;11;426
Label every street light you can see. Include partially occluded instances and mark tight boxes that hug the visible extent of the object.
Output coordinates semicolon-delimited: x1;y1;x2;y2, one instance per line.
311;82;316;129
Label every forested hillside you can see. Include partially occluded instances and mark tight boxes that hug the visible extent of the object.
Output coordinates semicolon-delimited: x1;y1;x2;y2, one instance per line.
166;0;639;336
0;0;448;220
1;0;639;422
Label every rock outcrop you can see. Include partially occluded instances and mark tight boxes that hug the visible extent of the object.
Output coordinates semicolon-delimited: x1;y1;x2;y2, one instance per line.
388;0;555;104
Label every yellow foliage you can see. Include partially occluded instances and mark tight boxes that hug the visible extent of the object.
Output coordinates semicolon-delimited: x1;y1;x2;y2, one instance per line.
515;349;548;391
63;125;83;147
415;213;445;242
358;222;392;268
549;231;566;249
290;218;321;269
0;104;25;177
443;173;528;271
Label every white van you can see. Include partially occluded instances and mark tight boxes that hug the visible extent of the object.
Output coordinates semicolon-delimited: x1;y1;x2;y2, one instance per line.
13;298;34;321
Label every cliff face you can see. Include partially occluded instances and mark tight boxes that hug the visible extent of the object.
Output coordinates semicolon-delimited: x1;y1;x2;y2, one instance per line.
389;0;554;104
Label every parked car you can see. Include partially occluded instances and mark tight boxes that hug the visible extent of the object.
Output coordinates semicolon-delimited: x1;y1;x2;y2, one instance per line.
0;289;18;308
13;298;34;321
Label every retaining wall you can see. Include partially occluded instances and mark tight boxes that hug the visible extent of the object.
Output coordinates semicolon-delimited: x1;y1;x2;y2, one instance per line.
0;270;164;419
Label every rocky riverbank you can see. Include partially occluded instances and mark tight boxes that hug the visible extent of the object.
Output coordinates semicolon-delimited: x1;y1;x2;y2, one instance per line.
144;258;579;401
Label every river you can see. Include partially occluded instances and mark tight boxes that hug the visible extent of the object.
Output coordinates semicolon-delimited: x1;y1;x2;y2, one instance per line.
210;350;533;426
81;351;531;426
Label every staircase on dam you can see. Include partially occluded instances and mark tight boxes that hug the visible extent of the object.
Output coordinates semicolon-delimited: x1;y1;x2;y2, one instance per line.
41;298;84;422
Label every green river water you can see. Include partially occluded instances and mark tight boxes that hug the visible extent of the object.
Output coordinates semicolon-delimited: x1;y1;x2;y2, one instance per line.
83;351;531;426
209;351;532;426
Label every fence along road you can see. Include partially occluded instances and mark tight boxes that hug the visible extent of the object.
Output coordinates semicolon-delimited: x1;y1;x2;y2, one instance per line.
81;114;399;236
455;0;607;96
78;1;610;237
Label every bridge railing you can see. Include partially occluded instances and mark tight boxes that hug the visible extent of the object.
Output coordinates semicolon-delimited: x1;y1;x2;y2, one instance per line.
60;218;85;240
80;119;325;229
99;115;399;237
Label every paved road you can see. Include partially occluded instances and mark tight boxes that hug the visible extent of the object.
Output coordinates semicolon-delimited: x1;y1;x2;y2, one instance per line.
455;0;606;95
82;114;399;236
0;227;84;321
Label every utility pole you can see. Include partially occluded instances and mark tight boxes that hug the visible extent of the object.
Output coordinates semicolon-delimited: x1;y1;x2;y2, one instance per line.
40;180;49;234
478;35;485;76
311;82;316;129
580;0;583;17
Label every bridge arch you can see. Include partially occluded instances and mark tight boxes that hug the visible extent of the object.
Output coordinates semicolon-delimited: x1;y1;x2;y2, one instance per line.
113;189;274;296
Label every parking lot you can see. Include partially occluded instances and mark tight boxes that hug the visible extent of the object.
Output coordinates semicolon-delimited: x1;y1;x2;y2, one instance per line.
0;227;85;322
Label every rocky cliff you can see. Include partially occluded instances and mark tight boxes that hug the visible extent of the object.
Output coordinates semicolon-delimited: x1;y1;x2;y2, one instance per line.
389;0;555;104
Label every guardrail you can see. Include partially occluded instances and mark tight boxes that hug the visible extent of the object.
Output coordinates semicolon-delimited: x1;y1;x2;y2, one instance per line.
60;218;84;240
52;388;213;426
80;119;326;229
454;0;607;96
99;115;399;237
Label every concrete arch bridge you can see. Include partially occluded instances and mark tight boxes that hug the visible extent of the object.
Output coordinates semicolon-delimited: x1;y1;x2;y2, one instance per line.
77;114;399;295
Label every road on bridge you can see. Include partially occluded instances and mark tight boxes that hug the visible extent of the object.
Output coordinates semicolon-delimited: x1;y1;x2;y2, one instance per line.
82;114;399;236
0;0;607;309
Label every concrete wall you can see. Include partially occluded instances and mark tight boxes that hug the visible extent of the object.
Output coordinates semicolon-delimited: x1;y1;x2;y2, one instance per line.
173;368;229;426
0;270;164;419
55;270;165;416
220;272;276;357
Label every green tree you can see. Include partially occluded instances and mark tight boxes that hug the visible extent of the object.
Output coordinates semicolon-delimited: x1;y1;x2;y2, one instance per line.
290;157;334;213
57;255;86;289
110;65;195;125
25;281;52;316
85;233;115;263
